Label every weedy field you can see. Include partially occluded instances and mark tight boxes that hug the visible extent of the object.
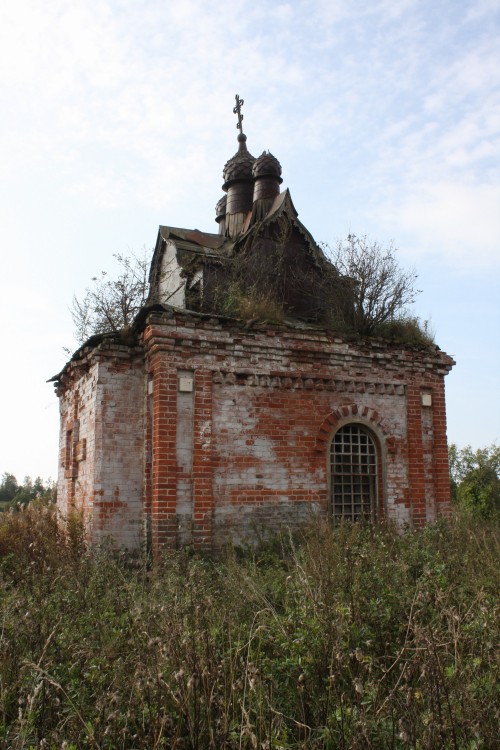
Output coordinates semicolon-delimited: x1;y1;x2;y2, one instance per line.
0;506;498;749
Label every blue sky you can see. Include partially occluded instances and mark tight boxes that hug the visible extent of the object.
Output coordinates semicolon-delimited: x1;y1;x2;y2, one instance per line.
1;0;499;481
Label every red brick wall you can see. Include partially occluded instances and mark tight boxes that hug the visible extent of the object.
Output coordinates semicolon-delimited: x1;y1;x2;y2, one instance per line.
142;312;454;551
57;314;453;552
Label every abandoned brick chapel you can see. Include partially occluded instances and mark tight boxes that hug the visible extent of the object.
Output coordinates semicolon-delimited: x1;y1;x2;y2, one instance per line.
53;98;455;553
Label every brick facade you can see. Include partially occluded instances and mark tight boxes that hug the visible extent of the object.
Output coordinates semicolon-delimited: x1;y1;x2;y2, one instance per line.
55;311;454;552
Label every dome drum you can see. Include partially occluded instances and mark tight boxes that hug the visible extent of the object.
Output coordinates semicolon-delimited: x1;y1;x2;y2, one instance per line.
253;176;281;203
226;181;255;215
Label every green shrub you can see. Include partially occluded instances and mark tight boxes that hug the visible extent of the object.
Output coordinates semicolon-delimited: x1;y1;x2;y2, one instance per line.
449;444;500;521
375;315;435;347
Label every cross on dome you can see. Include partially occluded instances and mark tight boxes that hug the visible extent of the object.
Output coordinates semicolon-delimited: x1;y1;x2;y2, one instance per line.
233;94;245;135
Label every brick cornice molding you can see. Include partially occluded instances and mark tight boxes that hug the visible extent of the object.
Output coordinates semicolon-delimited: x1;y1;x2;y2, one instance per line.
212;369;406;395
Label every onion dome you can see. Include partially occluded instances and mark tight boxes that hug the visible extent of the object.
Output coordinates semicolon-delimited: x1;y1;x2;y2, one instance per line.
252;151;283;182
215;195;227;234
215;194;227;220
222;133;256;188
251;150;282;216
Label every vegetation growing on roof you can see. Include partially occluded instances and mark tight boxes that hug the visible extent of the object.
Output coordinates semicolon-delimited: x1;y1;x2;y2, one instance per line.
324;235;421;335
210;232;432;346
69;233;433;350
206;220;352;326
70;251;149;345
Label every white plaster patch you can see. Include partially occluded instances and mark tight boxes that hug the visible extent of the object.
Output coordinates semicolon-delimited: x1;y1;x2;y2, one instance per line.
199;420;212;449
158;240;186;307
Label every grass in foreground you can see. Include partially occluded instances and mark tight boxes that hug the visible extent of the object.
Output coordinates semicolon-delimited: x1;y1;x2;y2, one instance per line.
0;506;499;749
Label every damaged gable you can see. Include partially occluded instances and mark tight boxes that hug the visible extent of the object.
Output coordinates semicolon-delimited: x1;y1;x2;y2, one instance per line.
148;226;231;311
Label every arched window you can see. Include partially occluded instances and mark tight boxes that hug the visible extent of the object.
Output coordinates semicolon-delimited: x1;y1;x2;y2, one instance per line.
330;424;378;522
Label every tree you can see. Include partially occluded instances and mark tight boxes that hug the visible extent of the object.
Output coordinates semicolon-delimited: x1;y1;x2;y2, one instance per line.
71;251;149;345
449;443;500;520
324;234;421;335
0;473;18;503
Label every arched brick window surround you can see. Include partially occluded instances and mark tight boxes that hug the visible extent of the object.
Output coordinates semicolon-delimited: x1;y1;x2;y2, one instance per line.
316;404;393;521
315;404;392;451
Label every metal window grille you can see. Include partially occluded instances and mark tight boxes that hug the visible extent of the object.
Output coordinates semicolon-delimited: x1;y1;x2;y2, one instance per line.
331;424;377;521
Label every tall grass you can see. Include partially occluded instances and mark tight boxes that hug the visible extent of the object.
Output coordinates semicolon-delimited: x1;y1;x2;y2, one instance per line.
0;506;498;749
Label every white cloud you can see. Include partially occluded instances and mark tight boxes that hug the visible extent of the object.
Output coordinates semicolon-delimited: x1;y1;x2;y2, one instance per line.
464;0;500;22
388;180;500;269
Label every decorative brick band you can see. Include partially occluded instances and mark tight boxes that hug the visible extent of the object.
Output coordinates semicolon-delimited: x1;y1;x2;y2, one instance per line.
315;404;393;453
213;370;405;395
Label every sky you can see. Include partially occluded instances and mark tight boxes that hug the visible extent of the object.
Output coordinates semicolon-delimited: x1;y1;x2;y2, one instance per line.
0;0;499;482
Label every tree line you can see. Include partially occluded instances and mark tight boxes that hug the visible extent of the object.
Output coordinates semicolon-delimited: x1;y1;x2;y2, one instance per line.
0;473;56;510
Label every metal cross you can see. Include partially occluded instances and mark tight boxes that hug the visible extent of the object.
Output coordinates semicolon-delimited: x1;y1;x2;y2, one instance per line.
233;94;244;133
